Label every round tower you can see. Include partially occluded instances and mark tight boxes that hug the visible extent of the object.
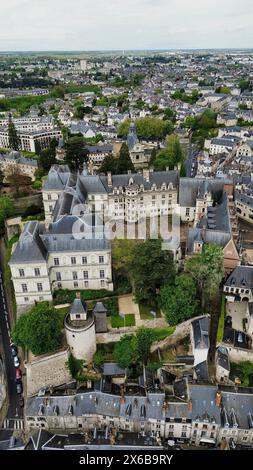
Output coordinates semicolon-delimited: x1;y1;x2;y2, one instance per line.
64;293;96;362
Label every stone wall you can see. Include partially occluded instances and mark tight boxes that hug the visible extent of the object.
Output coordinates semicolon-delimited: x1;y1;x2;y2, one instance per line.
25;349;72;396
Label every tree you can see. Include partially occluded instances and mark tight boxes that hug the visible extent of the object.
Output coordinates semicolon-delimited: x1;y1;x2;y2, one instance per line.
118;117;171;140
39;148;56;172
185;244;224;308
117;143;135;174
99;156;118;175
163;107;176;122
160;275;199;326
12;302;62;356
0;167;4;186
152;134;185;171
113;334;137;368
215;86;231;94
0;196;15;231
8;115;20;150
129;239;176;306
112;239;137;276
135;327;154;365
6;168;32;198
65;136;89;171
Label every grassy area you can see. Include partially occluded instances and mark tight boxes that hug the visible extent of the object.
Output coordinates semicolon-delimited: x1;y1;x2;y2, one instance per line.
0;95;49;114
139;304;161;320
217;295;225;343
55;306;69;328
152;327;176;342
230;361;253;387
111;314;136;328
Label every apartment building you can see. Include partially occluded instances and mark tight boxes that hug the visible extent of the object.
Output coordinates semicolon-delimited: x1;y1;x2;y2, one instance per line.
0;127;62;152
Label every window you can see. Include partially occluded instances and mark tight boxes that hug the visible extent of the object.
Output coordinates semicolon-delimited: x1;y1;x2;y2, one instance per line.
71;257;76;265
181;432;187;438
186;208;190;216
74;282;78;288
84;281;89;287
100;270;105;279
48;194;52;201
57;282;62;289
49;206;53;212
24;297;29;302
82;256;87;264
56;272;61;281
101;280;105;287
37;283;43;292
19;269;25;277
83;271;88;279
73;271;78;280
54;258;59;266
99;256;104;264
34;268;40;276
22;284;28;293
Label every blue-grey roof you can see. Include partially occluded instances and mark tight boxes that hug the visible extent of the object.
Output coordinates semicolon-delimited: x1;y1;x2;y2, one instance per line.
179;178;228;207
225;266;253;289
192;316;210;350
10;221;47;265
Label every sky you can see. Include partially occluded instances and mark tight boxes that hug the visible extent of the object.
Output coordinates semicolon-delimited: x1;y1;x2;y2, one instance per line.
0;0;252;51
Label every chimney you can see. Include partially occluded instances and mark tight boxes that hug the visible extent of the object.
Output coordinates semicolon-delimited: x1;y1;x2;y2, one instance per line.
143;168;150;182
188;399;193;412
107;171;112;187
215;391;222;407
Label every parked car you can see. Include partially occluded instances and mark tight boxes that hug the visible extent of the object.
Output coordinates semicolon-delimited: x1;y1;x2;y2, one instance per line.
13;356;20;368
16;382;23;395
15;369;22;380
19;397;24;408
10;345;17;357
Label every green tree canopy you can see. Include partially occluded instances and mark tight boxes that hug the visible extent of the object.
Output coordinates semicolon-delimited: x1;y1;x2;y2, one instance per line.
129;239;175;306
117;142;135;174
65;136;89;171
8;115;20;150
135;327;154;365
0;196;15;231
113;334;137;368
185;244;224;308
160;274;199;326
12;302;62;356
152;134;185;171
112;239;137;276
118;117;172;139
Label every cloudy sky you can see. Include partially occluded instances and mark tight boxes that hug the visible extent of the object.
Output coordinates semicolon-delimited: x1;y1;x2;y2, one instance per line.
0;0;252;51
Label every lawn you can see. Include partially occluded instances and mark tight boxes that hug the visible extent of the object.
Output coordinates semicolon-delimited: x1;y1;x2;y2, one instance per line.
217;295;225;343
152;327;176;342
111;314;136;328
139;304;161;320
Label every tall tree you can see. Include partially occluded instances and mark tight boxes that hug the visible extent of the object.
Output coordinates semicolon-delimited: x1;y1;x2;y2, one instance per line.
8;115;20;151
12;302;62;356
65;136;89;171
113;334;137;368
6;168;32;198
117;142;134;174
99;156;118;175
160;275;199;326
0;196;15;231
185;244;224;308
129;239;175;306
135;327;154;365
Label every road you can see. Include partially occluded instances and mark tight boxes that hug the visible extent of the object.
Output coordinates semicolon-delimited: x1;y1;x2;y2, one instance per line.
0;269;22;440
186;133;198;178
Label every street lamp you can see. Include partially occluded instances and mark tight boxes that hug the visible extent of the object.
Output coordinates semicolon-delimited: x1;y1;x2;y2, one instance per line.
119;312;126;329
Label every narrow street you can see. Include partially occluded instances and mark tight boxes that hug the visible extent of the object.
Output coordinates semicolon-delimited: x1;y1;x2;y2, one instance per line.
0;261;23;440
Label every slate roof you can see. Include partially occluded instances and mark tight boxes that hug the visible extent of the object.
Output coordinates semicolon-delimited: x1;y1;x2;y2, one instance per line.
225;265;253;289
103;363;126;376
187;229;231;253
179;178;226;207
93;302;107;314
221;390;253;429
10;221;47;265
194;361;209;382
217;346;230;372
70;298;87;316
192;316;210;350
42;165;71;191
100;170;179;193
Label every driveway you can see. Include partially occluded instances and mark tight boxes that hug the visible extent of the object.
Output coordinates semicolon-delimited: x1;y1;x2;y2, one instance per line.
226;301;247;331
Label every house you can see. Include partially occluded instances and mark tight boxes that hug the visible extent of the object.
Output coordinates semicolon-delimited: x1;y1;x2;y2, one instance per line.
236;141;253;158
224;266;253;301
0;127;62;152
0;151;38;181
191;316;210;382
235;191;253;224
216;346;230;383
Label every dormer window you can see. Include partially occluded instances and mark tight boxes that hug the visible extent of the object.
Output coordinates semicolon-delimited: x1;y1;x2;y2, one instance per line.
129;177;134;185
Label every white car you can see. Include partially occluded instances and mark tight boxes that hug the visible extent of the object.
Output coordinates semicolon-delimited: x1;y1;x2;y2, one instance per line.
13;356;20;368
